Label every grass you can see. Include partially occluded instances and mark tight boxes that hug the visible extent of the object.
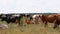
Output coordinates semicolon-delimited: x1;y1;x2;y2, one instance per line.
0;18;60;34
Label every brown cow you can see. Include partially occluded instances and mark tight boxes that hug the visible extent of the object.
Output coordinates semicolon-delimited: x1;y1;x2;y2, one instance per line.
39;14;57;29
53;14;60;29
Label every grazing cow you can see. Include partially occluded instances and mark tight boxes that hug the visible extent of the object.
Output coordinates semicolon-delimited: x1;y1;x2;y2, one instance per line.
39;14;57;28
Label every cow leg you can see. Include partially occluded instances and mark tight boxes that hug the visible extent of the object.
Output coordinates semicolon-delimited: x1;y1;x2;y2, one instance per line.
44;21;47;27
53;21;58;29
6;21;10;24
18;17;23;26
53;23;57;29
53;22;59;29
17;19;21;26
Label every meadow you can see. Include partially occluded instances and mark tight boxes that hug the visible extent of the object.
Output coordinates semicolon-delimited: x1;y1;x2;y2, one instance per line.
0;17;60;34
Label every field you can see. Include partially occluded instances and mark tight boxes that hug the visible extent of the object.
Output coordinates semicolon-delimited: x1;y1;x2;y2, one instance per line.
0;17;60;34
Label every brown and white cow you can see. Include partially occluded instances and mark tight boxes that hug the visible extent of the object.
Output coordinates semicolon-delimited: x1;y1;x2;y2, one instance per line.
39;14;58;29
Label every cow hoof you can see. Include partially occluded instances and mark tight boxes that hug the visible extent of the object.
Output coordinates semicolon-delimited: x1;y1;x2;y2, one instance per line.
53;27;56;29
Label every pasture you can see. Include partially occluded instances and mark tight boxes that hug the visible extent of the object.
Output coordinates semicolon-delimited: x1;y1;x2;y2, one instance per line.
0;17;60;34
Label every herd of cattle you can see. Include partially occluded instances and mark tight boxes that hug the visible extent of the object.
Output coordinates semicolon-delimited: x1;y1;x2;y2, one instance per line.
0;13;60;29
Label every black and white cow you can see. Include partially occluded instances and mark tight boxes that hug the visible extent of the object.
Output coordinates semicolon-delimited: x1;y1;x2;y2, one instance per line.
0;14;24;26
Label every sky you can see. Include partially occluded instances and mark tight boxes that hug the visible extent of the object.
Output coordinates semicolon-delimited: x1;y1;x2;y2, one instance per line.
0;0;60;14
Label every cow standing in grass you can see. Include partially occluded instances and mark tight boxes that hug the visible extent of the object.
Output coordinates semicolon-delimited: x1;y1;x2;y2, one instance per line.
0;14;24;26
39;14;56;28
53;14;60;29
39;14;60;29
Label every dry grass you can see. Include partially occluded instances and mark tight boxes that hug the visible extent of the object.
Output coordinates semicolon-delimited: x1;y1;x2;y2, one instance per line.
0;18;60;34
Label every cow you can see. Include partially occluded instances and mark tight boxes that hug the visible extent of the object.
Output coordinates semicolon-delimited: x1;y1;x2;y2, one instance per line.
53;14;60;29
39;14;57;29
11;14;23;25
0;14;24;26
